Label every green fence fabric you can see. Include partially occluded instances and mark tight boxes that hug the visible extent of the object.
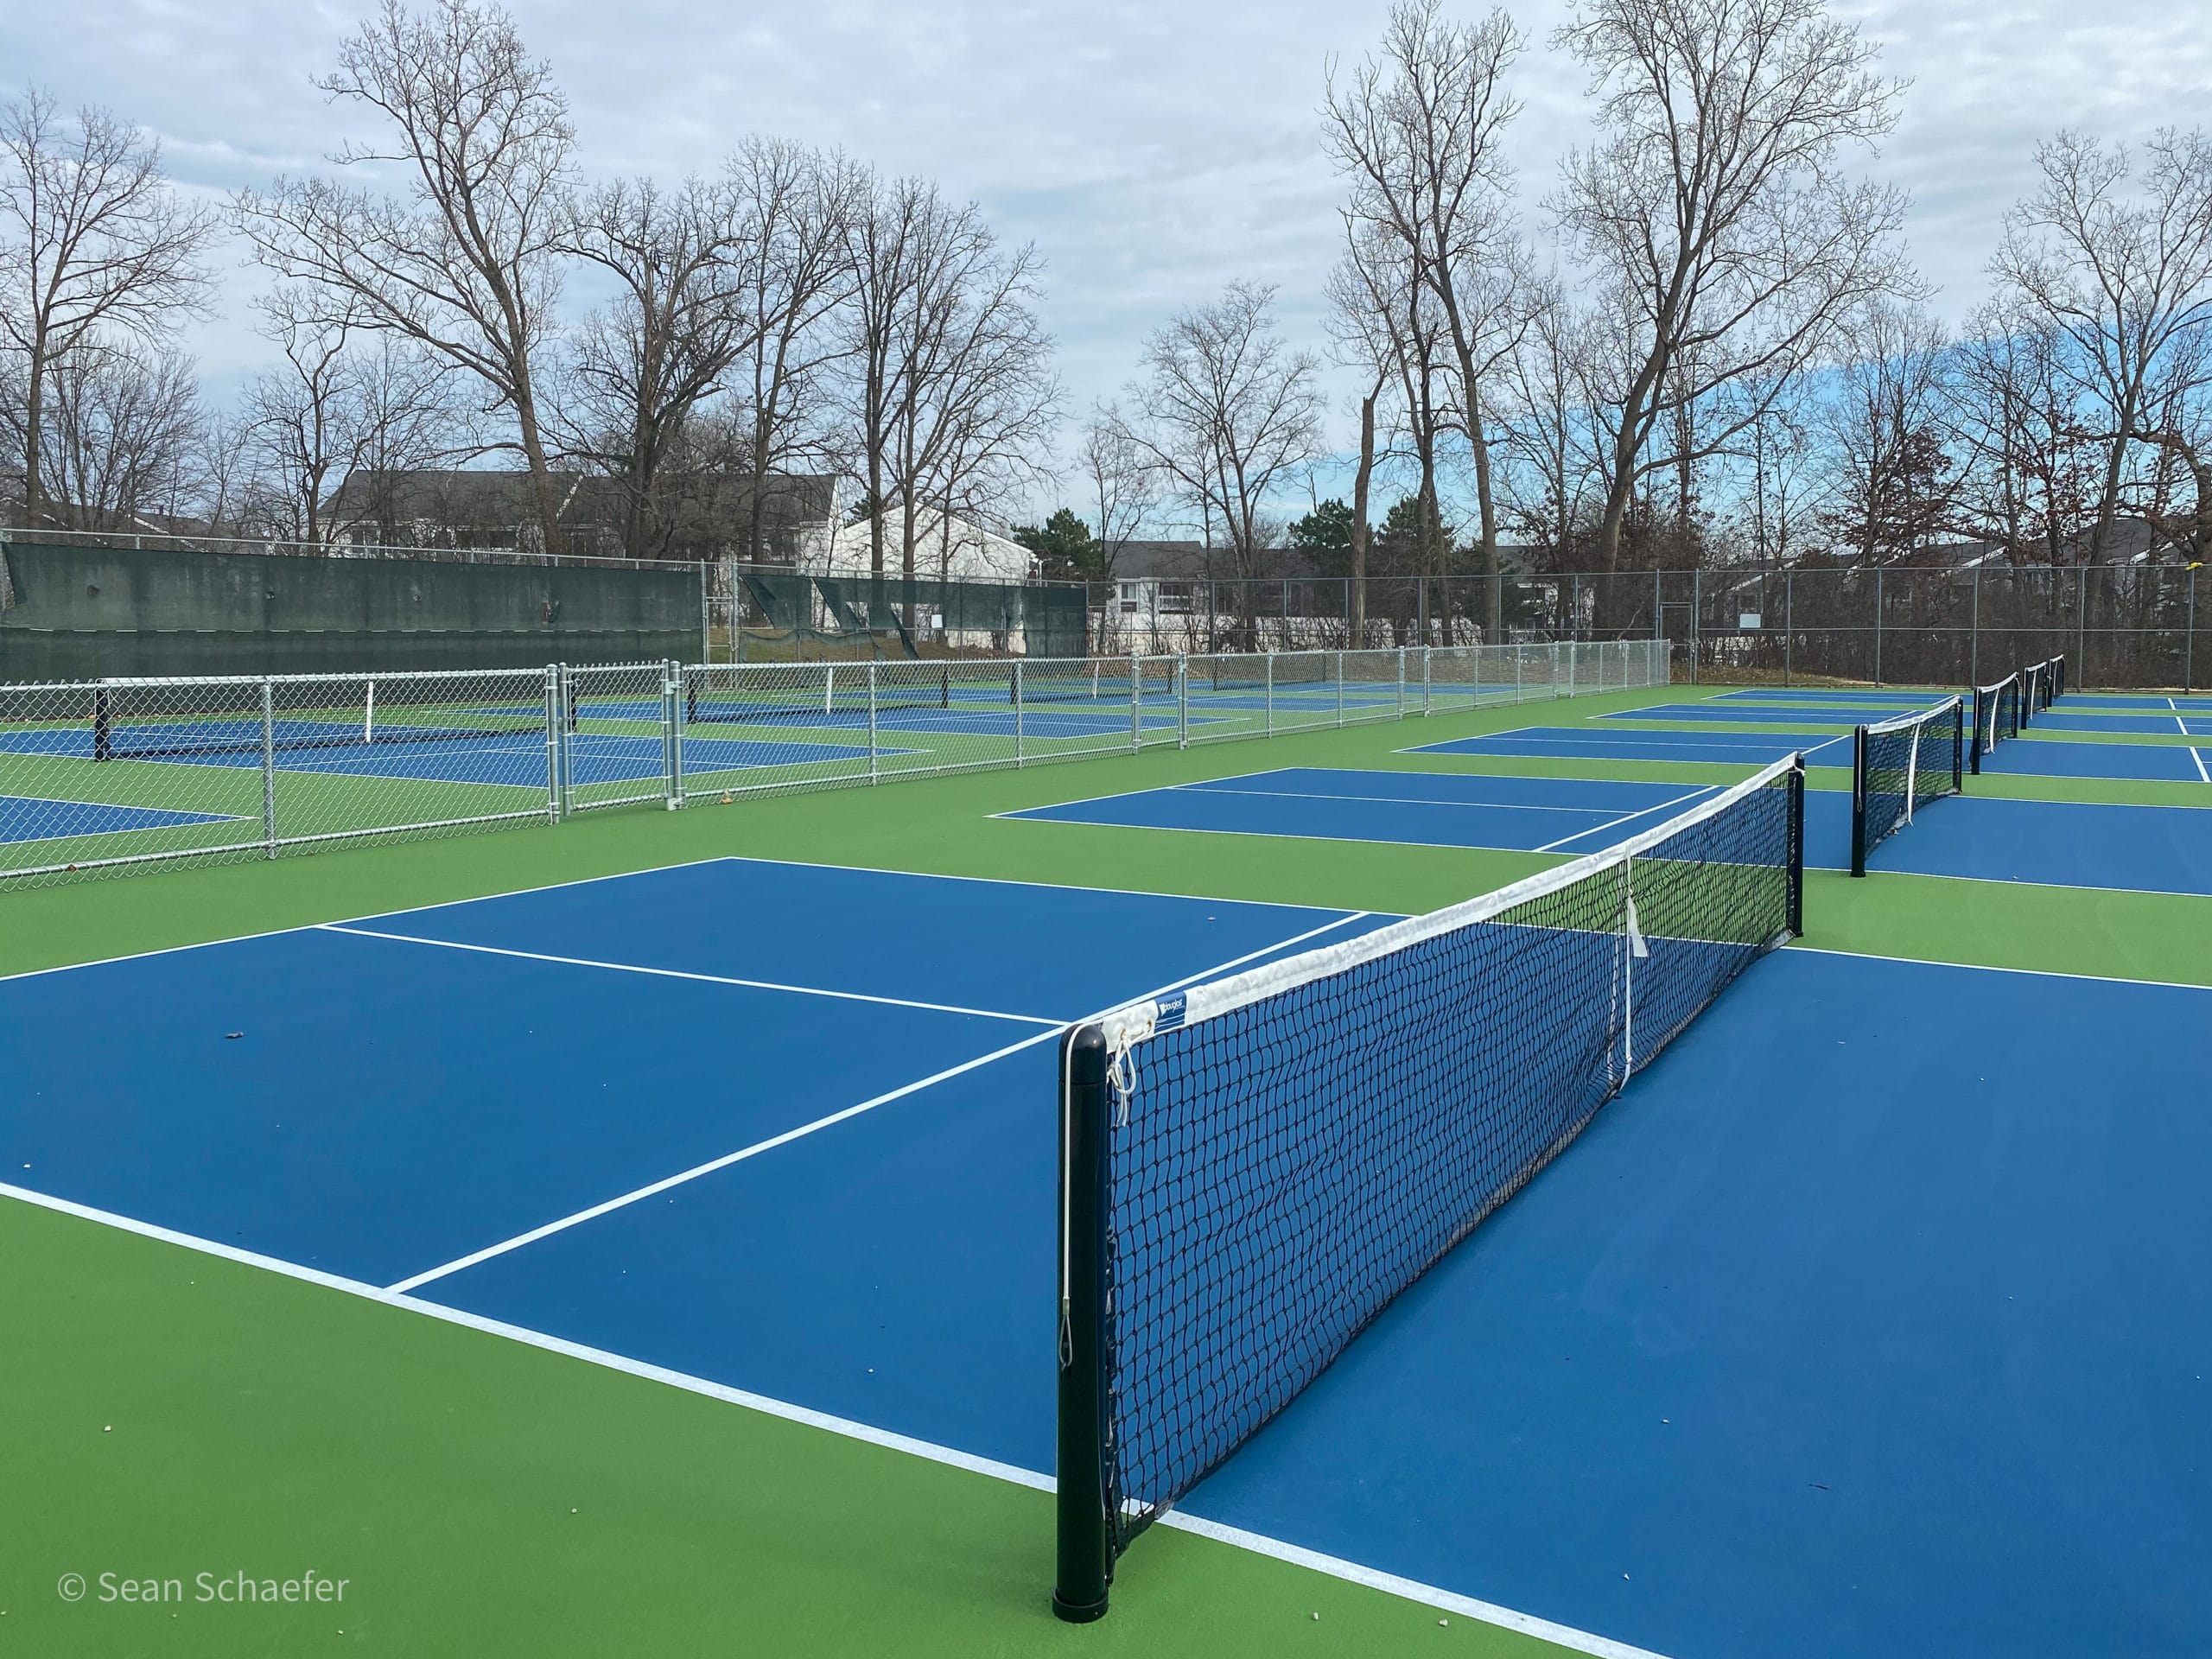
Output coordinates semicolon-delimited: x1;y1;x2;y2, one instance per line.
0;541;703;682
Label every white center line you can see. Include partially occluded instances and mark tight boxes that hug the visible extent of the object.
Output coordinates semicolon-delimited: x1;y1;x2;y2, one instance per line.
1533;784;1724;854
384;1025;1065;1294
383;910;1375;1295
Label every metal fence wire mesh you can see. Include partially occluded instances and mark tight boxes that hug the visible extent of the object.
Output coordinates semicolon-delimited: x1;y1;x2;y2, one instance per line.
2;642;1667;890
1061;753;1804;1571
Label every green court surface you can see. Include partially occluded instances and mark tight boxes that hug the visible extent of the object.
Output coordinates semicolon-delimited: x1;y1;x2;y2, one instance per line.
3;678;2207;1657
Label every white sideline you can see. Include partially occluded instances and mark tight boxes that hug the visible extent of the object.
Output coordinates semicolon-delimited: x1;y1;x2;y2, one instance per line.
0;1180;1665;1659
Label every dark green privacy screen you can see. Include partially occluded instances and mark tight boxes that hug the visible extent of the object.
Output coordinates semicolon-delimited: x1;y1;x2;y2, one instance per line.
0;541;702;681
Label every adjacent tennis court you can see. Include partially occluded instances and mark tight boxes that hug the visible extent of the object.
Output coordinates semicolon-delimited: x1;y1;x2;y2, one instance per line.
1001;766;2212;893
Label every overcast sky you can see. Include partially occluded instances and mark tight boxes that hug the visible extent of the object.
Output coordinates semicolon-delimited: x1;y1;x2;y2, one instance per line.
6;0;2209;488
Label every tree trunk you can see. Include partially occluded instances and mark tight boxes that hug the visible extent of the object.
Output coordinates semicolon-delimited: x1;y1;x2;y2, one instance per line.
21;338;47;528
1350;384;1378;645
1466;385;1497;578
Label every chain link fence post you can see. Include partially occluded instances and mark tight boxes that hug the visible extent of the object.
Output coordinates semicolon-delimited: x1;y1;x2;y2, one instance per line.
260;679;276;857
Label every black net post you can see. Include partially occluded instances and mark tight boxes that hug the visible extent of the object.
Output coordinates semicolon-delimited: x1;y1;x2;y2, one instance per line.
1054;1022;1112;1624
92;686;113;762
1969;687;1985;776
1787;762;1806;937
1848;724;1870;878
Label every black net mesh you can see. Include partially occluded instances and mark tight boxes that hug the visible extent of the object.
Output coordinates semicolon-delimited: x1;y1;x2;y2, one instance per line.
1856;698;1962;859
1974;677;2021;759
684;663;948;725
1089;760;1802;1552
92;675;550;761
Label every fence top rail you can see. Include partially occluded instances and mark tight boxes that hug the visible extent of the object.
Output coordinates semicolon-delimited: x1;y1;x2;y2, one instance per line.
3;664;563;695
2;644;1576;698
0;523;749;573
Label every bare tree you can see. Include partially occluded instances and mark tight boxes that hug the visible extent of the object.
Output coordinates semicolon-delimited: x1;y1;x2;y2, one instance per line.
726;138;861;565
233;0;575;554
239;285;468;542
841;173;931;577
1729;369;1816;567
1323;0;1533;575
1991;127;2212;567
841;176;1057;588
557;174;748;556
1075;416;1154;582
1497;283;1602;569
1553;0;1916;571
1327;219;1452;637
15;340;204;530
1943;306;2101;566
1106;282;1325;635
0;88;219;527
1813;301;1955;563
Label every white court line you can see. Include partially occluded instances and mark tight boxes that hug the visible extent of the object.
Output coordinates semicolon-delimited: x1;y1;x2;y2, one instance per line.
0;1181;1662;1659
1789;944;2212;994
1818;864;2212;899
708;854;1365;917
2193;747;2212;785
383;908;1373;1295
1532;784;1725;855
1174;783;1657;817
316;925;1063;1027
0;852;748;987
999;815;1567;858
1401;730;1853;762
383;1025;1066;1293
0;851;1363;989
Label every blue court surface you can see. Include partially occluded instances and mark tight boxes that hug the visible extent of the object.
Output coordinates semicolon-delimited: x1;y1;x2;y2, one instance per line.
1001;767;2212;894
1603;701;1953;727
2022;710;2212;735
5;864;2202;1658
0;795;239;845
0;729;907;788
2050;694;2212;712
1410;723;2212;782
1980;737;2212;782
690;706;1198;739
1710;687;1959;704
1407;725;1854;766
0;861;1383;1290
1183;947;2212;1659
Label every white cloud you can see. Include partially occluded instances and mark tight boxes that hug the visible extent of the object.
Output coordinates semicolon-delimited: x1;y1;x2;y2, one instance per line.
5;0;2208;478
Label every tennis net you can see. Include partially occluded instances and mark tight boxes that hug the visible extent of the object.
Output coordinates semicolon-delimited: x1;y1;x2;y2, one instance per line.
91;675;552;762
1850;696;1962;876
1971;675;2021;774
2022;656;2063;716
684;663;948;725
1052;752;1806;1620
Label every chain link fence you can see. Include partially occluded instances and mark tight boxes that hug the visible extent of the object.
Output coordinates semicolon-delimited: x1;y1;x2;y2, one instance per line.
0;641;1664;891
1090;565;2208;693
